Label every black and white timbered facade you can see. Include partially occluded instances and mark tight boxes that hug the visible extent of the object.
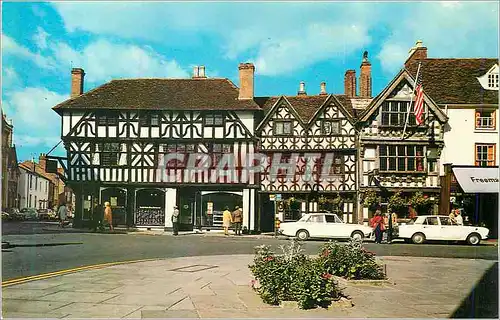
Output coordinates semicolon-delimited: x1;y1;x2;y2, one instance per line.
54;70;261;231
255;93;359;231
356;69;448;222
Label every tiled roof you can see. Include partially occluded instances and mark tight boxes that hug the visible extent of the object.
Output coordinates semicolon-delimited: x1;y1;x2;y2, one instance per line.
406;59;498;104
254;94;355;123
53;79;261;111
19;161;58;184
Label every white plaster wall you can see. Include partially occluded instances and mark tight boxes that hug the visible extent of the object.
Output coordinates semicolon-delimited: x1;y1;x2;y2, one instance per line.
238;111;255;135
440;108;500;175
18;168;50;209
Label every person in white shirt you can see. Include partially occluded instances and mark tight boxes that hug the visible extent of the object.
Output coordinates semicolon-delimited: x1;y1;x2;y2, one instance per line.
455;210;464;226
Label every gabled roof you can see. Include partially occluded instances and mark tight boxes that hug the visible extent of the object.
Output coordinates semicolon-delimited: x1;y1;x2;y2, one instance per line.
406;59;499;105
359;69;448;123
53;78;261;112
19;161;59;184
254;94;356;130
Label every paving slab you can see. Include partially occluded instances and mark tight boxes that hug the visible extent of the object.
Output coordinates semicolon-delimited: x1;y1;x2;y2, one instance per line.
35;290;118;303
50;282;121;293
1;311;69;319
190;294;247;310
168;297;197;310
141;309;200;318
103;292;187;307
2;287;62;300
54;302;142;318
1;299;71;314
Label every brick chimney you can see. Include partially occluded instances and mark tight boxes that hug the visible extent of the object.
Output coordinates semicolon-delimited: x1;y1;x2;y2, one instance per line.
71;68;85;98
320;82;327;95
39;153;46;172
344;70;356;97
405;40;427;68
192;66;199;78
359;51;372;98
238;63;255;100
298;81;306;96
198;65;207;78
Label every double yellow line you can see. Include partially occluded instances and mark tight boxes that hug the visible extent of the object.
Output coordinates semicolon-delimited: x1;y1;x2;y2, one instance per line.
2;258;159;288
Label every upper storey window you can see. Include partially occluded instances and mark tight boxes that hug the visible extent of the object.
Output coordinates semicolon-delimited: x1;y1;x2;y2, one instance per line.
475;110;496;130
139;113;160;127
97;112;118;126
488;73;499;89
380;101;420;126
204;114;224;127
273;121;292;135
321;120;340;135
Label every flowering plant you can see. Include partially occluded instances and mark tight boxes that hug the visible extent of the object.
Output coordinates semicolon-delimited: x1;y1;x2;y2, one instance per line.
317;239;386;280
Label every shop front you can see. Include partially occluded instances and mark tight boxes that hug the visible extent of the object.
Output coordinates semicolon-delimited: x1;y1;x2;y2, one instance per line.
447;165;499;238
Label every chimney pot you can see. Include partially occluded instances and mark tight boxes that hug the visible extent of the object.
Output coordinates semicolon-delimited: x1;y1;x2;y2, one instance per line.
199;65;206;78
192;66;200;78
359;52;372;98
298;81;306;95
320;82;327;95
405;40;427;68
238;63;255;100
70;68;85;98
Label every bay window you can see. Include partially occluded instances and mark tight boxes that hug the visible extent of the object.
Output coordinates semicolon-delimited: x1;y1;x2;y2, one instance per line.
379;145;425;172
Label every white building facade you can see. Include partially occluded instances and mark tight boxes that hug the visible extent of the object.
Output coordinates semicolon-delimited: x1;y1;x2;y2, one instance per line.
18;165;50;210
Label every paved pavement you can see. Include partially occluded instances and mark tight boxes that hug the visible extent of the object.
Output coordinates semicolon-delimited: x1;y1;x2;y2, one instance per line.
2;255;497;318
3;227;498;281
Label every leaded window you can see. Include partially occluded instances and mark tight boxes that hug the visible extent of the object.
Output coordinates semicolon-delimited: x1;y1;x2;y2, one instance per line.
379;145;425;172
381;101;420;126
98;143;122;166
204;114;224;126
273;121;292;135
488;73;499;89
321;120;340;135
97;113;118;126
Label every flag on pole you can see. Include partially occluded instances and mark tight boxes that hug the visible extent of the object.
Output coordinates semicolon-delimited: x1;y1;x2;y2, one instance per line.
413;74;424;125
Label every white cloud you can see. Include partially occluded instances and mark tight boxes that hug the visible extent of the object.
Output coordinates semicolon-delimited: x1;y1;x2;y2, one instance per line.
51;2;378;76
52;39;189;83
377;2;499;74
33;27;49;49
2;34;56;69
2;67;21;89
253;24;370;76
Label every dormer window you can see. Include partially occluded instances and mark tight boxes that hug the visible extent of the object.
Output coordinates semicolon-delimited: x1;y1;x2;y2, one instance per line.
488;73;499;89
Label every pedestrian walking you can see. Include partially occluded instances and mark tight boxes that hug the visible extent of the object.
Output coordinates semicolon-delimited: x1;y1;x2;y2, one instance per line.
104;201;114;232
232;206;243;235
222;206;233;236
58;202;67;228
370;211;384;244
172;206;180;235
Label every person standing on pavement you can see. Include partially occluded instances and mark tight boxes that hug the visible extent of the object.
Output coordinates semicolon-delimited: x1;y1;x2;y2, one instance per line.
58;202;67;228
371;211;384;244
172;206;180;235
104;201;113;232
449;210;457;224
222;206;233;236
232;206;243;235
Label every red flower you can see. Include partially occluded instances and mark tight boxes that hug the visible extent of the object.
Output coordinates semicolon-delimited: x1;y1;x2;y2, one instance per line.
264;256;274;262
321;250;331;257
322;273;333;280
424;195;428;199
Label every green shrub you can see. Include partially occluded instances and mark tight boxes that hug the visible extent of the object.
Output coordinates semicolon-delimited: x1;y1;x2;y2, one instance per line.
249;239;341;309
317;239;386;280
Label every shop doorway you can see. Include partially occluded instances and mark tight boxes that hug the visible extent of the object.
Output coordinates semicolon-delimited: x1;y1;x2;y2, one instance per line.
135;188;165;226
199;191;242;229
101;187;127;226
260;194;275;232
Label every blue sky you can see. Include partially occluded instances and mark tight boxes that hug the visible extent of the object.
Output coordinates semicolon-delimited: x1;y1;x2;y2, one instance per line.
2;1;498;162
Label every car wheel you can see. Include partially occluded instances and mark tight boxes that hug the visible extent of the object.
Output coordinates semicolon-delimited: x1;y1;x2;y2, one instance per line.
351;231;364;241
411;233;426;244
296;229;309;241
466;233;481;246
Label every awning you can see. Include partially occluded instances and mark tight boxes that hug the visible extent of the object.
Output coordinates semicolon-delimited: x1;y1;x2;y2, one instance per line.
452;166;500;193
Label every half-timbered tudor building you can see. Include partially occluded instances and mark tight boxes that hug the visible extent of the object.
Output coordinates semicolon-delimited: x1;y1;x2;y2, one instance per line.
356;43;449;223
254;53;374;231
53;64;261;231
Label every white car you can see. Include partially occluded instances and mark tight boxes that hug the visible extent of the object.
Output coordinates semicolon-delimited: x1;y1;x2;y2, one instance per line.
279;213;373;241
398;215;489;245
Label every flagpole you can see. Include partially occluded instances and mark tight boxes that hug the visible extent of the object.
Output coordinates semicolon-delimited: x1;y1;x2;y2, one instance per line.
402;62;422;139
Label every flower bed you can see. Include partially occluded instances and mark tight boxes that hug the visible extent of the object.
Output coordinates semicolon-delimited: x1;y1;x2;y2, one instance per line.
249;239;386;309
